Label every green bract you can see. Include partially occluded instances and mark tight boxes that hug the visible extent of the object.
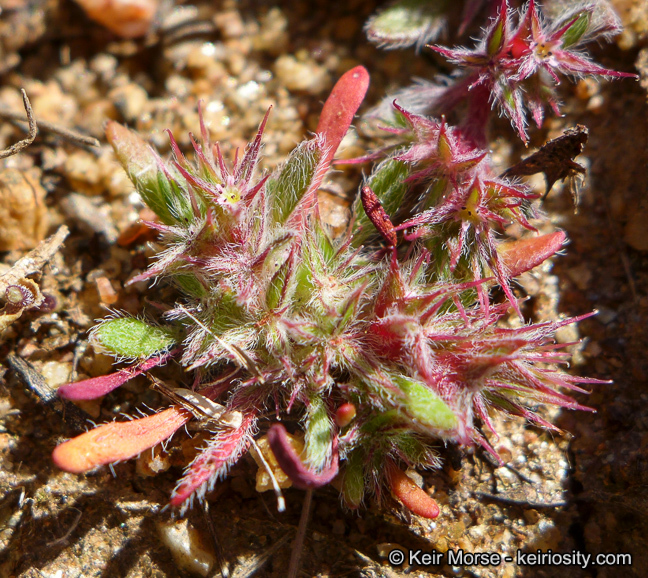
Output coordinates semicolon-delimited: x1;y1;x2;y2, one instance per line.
92;317;177;359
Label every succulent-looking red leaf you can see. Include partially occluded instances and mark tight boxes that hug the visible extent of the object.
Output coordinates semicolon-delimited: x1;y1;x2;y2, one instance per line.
52;407;191;474
267;424;339;490
499;231;566;277
57;351;176;401
316;66;370;170
387;465;440;519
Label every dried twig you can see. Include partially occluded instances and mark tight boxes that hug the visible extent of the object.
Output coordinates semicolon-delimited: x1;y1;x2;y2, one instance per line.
201;501;230;578
158;18;217;47
0;225;70;332
475;446;535;485
0;225;69;290
0;89;38;159
7;354;91;431
0;91;100;149
45;508;83;547
475;491;568;509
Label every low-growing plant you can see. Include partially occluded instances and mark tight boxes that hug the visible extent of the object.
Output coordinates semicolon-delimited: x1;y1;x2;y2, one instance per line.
50;60;617;520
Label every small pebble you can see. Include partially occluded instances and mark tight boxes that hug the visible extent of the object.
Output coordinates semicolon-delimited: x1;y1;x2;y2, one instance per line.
89;53;119;83
73;0;157;39
136;444;171;476
251;8;289;54
213;9;246;39
60;193;118;242
94;275;119;305
109;83;149;121
0;168;48;250
40;360;72;388
274;54;330;94
64;150;104;196
157;518;214;577
30;80;78;124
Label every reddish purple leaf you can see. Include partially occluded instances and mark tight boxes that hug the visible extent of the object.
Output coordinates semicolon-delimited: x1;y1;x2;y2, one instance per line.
267;424;339;490
361;185;397;246
57;351;176;401
169;412;255;507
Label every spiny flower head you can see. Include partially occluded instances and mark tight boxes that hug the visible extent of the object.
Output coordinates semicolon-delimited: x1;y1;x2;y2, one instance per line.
374;0;637;144
360;103;542;317
52;67;602;519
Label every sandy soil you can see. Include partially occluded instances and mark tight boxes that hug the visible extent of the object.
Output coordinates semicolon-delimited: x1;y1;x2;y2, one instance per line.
0;1;646;577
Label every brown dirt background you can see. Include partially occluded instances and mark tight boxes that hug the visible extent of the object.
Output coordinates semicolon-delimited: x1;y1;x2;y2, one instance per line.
0;1;647;577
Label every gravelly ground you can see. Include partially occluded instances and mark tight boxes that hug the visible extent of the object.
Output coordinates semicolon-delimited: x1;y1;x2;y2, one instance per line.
0;1;646;577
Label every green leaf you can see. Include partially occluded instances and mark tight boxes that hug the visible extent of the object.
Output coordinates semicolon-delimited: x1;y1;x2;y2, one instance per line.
265;251;293;310
173;273;208;298
366;0;449;50
561;12;590;48
361;409;402;434
394;434;431;463
334;281;368;335
312;219;336;264
394;376;458;433
487;18;505;56
341;451;365;508
106;122;193;226
92;317;176;359
304;395;333;470
292;261;316;307
207;293;248;334
266;139;323;224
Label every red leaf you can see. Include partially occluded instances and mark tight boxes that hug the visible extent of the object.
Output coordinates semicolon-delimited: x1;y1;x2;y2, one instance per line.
169;412;255;507
316;66;370;170
387;465;440;519
361;186;397;246
52;407;191;473
499;231;566;277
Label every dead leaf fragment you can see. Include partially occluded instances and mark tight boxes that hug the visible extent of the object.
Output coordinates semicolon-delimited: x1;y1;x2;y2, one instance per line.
0;225;68;332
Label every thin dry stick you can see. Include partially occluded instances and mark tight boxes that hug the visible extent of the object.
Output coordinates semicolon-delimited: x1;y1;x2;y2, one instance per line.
45;508;83;547
201;501;230;578
231;533;292;578
0;225;69;291
0;91;100;149
0;89;38;159
475;491;568;509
